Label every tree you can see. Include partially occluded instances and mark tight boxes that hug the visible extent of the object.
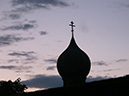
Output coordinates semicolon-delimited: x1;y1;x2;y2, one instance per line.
0;78;27;96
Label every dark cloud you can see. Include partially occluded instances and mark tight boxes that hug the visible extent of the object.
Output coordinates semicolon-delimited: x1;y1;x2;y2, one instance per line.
9;13;21;20
1;23;36;31
116;59;128;62
0;66;16;70
0;13;21;21
44;59;57;64
11;0;70;12
22;75;63;88
39;31;48;35
112;1;129;10
24;56;38;64
28;20;37;23
8;51;35;57
103;68;120;72
22;74;109;88
8;59;19;63
86;76;109;82
0;34;34;47
8;51;38;64
47;66;56;70
118;2;129;8
0;65;32;71
92;61;108;66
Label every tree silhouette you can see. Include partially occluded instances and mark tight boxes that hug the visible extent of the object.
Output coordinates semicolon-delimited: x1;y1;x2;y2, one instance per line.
0;78;27;96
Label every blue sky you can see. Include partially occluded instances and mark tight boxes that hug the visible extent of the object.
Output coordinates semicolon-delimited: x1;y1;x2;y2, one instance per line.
0;0;129;91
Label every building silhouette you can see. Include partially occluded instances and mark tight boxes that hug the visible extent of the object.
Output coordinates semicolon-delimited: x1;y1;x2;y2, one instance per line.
23;75;129;96
57;21;91;86
9;22;129;96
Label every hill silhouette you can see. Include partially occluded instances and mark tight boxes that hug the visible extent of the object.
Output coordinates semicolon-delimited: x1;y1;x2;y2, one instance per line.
21;75;129;96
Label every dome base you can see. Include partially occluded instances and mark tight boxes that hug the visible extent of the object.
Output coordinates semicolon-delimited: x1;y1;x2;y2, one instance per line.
62;77;86;86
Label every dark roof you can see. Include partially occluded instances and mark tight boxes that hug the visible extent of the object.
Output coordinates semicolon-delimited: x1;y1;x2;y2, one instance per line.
22;75;129;96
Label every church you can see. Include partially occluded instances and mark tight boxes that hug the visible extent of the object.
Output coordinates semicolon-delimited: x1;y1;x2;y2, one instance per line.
57;21;91;86
15;21;129;96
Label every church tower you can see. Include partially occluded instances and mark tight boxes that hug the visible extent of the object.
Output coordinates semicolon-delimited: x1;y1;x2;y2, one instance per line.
57;21;91;86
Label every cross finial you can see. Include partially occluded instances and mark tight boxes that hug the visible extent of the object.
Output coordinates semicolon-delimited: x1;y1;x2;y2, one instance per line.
69;21;75;35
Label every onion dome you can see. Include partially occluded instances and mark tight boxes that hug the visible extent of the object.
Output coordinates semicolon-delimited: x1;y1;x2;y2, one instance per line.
57;21;91;86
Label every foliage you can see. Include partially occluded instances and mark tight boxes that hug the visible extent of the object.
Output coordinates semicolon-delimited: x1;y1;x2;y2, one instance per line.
0;78;27;96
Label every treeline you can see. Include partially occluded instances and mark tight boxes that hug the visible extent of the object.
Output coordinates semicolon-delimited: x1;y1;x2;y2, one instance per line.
0;78;27;96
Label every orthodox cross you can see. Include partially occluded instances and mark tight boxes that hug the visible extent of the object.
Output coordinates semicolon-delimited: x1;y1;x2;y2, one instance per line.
69;21;75;35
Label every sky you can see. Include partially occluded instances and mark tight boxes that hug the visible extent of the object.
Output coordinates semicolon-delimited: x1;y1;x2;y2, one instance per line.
0;0;129;92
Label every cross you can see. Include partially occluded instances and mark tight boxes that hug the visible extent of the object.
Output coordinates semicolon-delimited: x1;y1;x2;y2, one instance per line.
69;21;75;33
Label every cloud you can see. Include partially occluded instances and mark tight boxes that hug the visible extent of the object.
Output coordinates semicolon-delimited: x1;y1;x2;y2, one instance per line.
112;1;129;9
0;66;16;70
0;34;34;47
0;65;32;71
92;61;108;66
9;13;21;20
24;56;38;64
8;51;38;64
117;2;129;8
47;66;56;70
116;59;128;62
103;68;120;72
86;76;109;82
28;20;37;23
22;75;63;88
1;23;36;31
22;74;109;88
39;31;48;35
8;51;35;57
8;59;19;63
44;59;57;64
0;12;21;21
11;0;70;12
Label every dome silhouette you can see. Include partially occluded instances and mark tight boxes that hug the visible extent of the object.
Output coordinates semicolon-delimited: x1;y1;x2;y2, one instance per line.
57;21;91;86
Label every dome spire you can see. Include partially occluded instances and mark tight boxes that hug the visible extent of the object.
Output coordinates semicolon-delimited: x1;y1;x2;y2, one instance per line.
69;21;75;37
57;21;91;86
